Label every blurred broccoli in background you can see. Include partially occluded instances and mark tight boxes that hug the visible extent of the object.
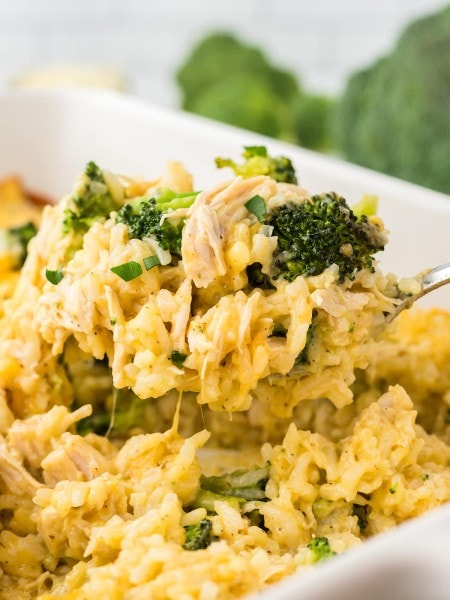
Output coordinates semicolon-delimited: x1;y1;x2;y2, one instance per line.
335;5;450;195
176;32;335;151
176;7;450;196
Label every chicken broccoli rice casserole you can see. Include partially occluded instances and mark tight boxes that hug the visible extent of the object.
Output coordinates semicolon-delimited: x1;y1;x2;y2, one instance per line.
0;146;450;599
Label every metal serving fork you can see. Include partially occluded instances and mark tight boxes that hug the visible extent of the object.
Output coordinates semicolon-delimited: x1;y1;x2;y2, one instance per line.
385;262;450;324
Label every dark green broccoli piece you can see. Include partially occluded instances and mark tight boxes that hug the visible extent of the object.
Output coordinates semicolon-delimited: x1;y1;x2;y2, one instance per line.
335;5;450;194
267;192;385;282
246;262;275;291
63;161;120;235
170;350;188;368
200;464;270;502
76;389;150;437
76;410;111;437
352;503;371;531
294;94;336;152
295;317;316;366
84;160;104;182
116;189;198;257
190;464;269;516
445;408;450;425
307;536;336;562
216;146;297;184
183;518;215;551
0;221;38;268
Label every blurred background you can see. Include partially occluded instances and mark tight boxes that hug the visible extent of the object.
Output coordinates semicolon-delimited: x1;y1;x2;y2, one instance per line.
0;0;449;194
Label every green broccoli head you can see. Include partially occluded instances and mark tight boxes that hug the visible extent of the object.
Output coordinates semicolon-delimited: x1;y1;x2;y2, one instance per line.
63;161;120;235
176;32;303;143
177;32;300;111
215;146;298;184
116;189;198;257
267;192;386;282
336;5;450;194
188;75;296;140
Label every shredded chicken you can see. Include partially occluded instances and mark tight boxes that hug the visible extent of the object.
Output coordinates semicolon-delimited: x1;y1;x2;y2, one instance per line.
7;405;92;470
42;432;114;486
182;176;276;287
0;436;42;496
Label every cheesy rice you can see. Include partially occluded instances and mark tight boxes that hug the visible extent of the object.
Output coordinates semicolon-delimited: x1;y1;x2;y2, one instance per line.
0;157;449;599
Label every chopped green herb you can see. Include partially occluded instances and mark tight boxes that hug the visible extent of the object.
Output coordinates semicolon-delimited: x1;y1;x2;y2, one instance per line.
143;254;161;270
109;317;117;326
389;483;398;494
445;408;450;424
45;268;64;285
111;261;143;282
170;350;187;368
244;194;266;221
422;473;430;481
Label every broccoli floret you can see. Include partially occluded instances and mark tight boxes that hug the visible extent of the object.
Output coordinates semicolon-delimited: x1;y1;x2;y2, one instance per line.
307;536;336;562
63;162;120;235
176;33;301;142
188;75;297;140
267;192;386;282
295;318;316;366
177;33;299;111
335;5;450;194
176;32;338;150
116;189;197;257
84;160;104;182
183;518;215;551
216;146;297;184
190;464;269;517
293;94;336;152
76;389;150;437
0;221;38;268
246;262;275;290
352;504;371;531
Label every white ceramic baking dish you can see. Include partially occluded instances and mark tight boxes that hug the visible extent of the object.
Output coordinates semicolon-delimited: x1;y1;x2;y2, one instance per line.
0;89;449;599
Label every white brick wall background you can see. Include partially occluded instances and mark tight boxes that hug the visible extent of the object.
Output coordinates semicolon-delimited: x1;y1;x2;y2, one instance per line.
0;0;448;107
